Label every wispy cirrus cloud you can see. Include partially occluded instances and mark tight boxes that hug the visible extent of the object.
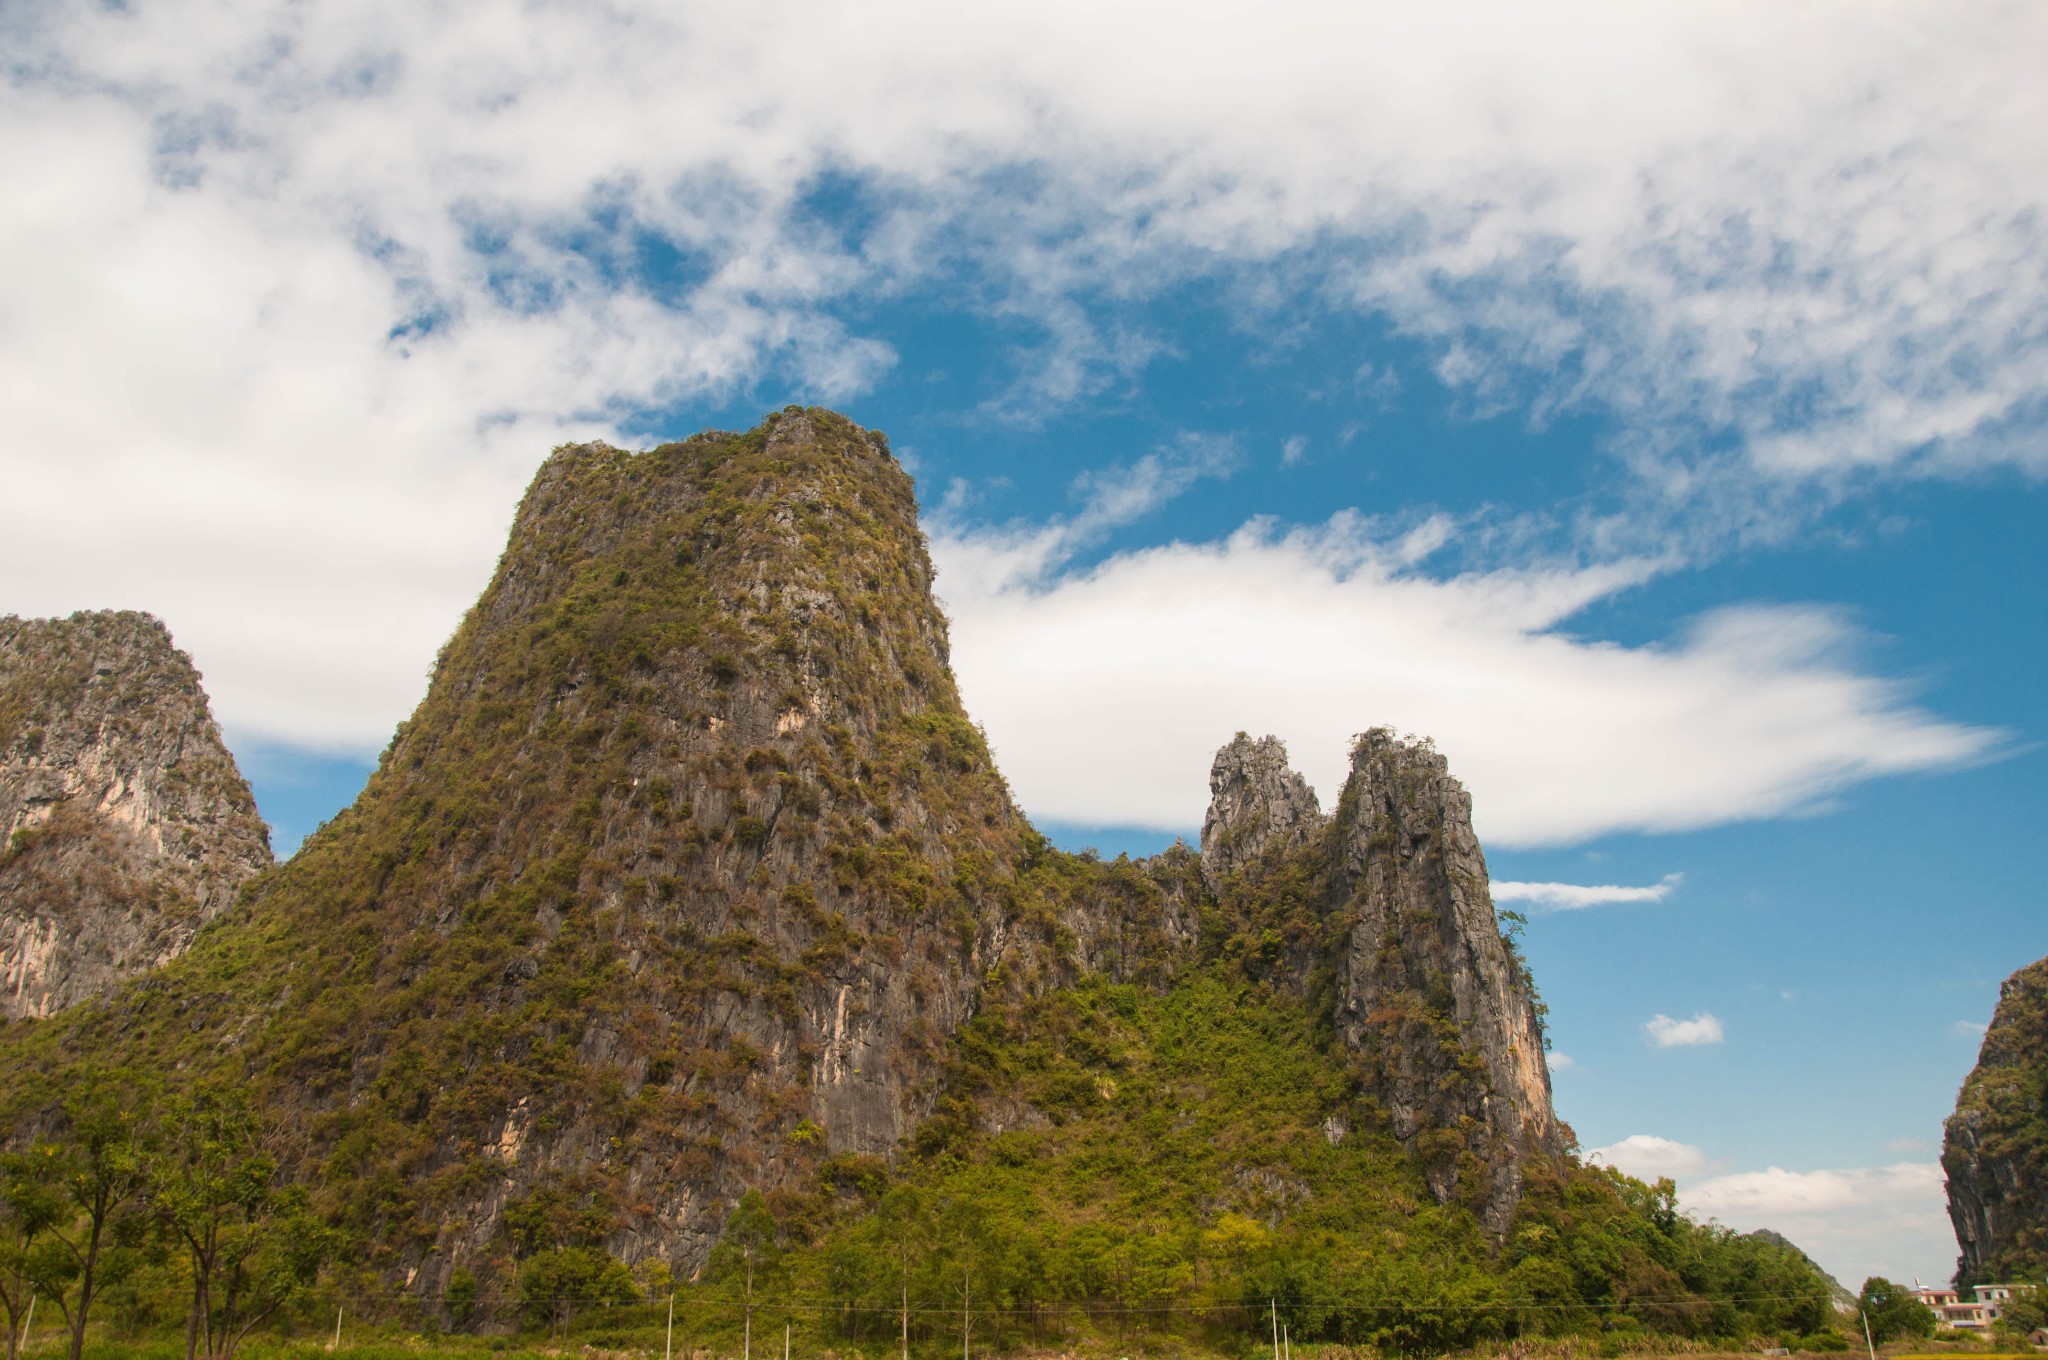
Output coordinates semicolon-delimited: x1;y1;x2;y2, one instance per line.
4;0;2044;764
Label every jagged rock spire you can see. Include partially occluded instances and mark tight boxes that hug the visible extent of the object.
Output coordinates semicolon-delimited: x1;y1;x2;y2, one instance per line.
1199;732;1325;895
1327;728;1562;1233
1196;727;1562;1233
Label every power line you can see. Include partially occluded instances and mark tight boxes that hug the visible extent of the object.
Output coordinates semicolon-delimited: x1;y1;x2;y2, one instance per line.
390;1289;1836;1316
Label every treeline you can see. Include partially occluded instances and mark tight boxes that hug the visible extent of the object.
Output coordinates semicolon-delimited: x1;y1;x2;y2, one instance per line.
0;1069;329;1360
4;976;1852;1360
665;1167;1844;1359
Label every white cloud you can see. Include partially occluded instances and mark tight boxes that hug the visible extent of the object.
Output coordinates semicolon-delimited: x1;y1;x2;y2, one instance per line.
1886;1137;1932;1155
1587;1134;1713;1179
1495;873;1683;910
1951;1020;1989;1039
1585;1140;1953;1286
1645;1012;1725;1048
933;517;1999;846
1547;1053;1576;1071
3;0;2045;761
1682;1162;1952;1287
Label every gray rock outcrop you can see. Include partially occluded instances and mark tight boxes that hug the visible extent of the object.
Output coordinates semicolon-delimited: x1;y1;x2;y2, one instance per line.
1944;955;2048;1284
1326;728;1563;1233
1196;727;1563;1234
1200;732;1325;895
0;611;271;1019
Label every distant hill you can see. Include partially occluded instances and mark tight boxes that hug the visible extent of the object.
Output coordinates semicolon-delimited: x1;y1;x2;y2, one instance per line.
1946;954;2048;1284
0;409;1840;1353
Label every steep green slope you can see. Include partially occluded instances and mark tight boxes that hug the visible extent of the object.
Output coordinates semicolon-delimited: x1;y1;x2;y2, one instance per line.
536;960;1835;1357
1946;954;2048;1283
0;408;1841;1356
2;409;1041;1293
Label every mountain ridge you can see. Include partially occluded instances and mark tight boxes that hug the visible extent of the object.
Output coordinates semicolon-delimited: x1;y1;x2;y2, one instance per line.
0;409;1839;1353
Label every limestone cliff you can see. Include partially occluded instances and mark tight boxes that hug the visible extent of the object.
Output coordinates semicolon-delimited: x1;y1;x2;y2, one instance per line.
0;411;1570;1301
1200;733;1325;896
9;411;1041;1285
1199;729;1562;1234
0;611;270;1019
1325;730;1562;1233
1945;954;2048;1284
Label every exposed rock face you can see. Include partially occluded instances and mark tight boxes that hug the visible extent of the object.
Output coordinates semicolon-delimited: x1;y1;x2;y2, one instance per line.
140;410;1041;1281
1944;955;2048;1284
1198;728;1562;1234
1200;733;1325;895
0;412;1573;1297
0;611;270;1019
1326;729;1563;1233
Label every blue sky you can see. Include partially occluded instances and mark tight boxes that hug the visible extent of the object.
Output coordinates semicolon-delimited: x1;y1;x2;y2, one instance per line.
5;0;2047;1290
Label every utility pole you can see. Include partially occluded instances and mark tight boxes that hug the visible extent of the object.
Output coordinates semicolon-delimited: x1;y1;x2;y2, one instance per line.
331;1304;343;1352
785;1319;791;1360
1862;1310;1878;1360
1271;1299;1280;1360
666;1292;675;1360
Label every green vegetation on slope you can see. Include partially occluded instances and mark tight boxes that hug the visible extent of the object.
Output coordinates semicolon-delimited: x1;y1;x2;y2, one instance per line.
701;968;1837;1357
1;410;1037;1293
5;960;1838;1358
0;410;1842;1357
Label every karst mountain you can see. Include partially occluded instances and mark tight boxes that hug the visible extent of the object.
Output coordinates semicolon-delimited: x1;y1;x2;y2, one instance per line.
1946;953;2048;1284
1;611;270;1019
0;409;1836;1350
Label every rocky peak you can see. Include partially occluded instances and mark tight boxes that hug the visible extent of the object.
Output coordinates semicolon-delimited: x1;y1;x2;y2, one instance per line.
219;408;1037;1278
0;611;270;1019
1944;954;2048;1284
1325;728;1562;1233
1199;732;1325;894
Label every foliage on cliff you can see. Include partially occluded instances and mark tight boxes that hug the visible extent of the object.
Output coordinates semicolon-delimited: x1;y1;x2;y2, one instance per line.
1945;954;2048;1284
6;961;1837;1357
740;967;1835;1357
0;408;1039;1291
0;409;1843;1355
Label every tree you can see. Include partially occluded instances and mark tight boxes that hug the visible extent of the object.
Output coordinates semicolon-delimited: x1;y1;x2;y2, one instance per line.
876;1185;929;1360
150;1082;300;1360
40;1069;155;1360
0;1146;66;1360
934;1197;994;1360
1992;1288;2045;1346
1859;1277;1936;1343
517;1247;637;1335
710;1190;781;1360
213;1193;333;1360
151;1081;286;1360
